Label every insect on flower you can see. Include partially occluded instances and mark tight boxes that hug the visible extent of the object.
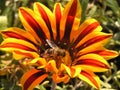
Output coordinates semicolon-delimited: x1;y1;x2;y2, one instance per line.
42;39;66;59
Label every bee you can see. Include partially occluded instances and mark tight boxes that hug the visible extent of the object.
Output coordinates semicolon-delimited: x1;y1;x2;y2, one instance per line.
42;39;66;59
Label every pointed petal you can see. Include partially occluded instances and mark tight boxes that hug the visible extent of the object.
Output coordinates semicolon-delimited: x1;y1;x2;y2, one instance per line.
20;69;48;90
1;27;38;45
72;19;101;46
13;50;39;59
60;0;81;42
53;3;63;41
76;46;118;60
0;38;38;52
19;7;48;43
45;60;58;73
73;19;102;46
34;2;56;40
75;33;112;53
74;32;105;49
21;57;46;67
73;54;110;72
32;58;47;66
62;64;81;77
78;70;100;89
52;73;70;83
88;48;119;60
70;18;81;41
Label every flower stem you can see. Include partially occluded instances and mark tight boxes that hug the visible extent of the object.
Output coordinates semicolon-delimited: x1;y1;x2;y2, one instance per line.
51;80;56;90
72;80;83;90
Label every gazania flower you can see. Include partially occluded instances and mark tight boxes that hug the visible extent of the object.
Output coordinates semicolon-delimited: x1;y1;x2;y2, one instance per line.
0;0;118;90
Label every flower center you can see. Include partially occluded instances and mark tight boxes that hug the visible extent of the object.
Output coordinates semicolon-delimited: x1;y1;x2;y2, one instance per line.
41;39;72;69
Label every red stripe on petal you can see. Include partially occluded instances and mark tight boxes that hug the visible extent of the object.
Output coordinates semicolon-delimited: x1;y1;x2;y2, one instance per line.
55;4;62;41
81;71;99;88
73;22;100;47
20;8;46;42
3;31;26;39
62;0;77;42
76;34;112;51
1;43;36;52
36;4;53;40
68;0;77;16
74;59;109;69
23;70;47;90
2;31;36;45
92;50;117;56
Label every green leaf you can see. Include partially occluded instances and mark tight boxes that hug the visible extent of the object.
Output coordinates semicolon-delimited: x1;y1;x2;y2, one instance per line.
80;0;89;23
0;34;3;44
106;0;120;16
117;18;120;26
87;5;97;17
0;16;7;30
0;0;6;15
36;85;46;90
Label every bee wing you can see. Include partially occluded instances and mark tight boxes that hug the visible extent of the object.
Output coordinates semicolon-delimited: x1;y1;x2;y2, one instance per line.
46;39;58;49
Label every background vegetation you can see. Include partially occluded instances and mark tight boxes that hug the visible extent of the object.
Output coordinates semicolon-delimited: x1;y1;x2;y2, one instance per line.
0;0;120;90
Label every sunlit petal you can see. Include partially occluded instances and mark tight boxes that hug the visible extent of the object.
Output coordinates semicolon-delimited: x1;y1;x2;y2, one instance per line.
0;38;38;52
13;50;39;60
19;7;48;43
82;48;118;60
0;27;38;45
23;57;47;67
73;54;110;72
45;60;58;73
52;73;70;83
53;3;63;41
20;69;48;90
34;2;56;40
62;64;81;77
72;19;102;45
60;0;81;42
75;33;112;53
78;70;100;89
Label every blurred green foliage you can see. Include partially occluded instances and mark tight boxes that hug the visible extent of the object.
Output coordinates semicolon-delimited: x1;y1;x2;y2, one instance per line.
0;0;120;90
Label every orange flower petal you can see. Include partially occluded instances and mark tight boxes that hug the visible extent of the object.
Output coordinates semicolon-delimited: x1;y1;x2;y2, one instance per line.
86;48;118;60
76;33;112;53
0;38;38;52
19;7;47;43
72;19;101;46
78;70;100;89
60;0;81;42
13;50;39;60
62;64;81;77
1;27;38;45
20;69;48;90
53;3;63;41
52;73;70;83
73;54;110;72
34;2;56;40
80;35;111;49
23;58;47;67
45;60;58;73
